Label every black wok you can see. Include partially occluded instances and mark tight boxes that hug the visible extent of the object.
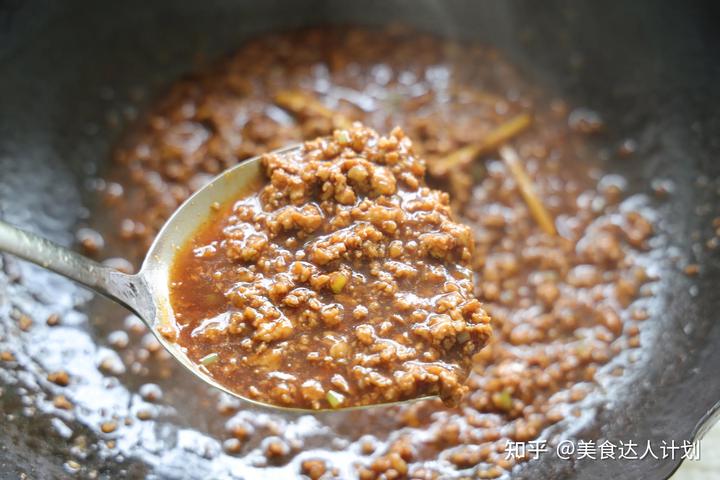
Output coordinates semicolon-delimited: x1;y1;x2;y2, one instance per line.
0;1;719;479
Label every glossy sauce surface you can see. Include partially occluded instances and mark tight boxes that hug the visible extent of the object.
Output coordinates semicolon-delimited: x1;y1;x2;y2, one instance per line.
64;26;663;478
168;125;491;409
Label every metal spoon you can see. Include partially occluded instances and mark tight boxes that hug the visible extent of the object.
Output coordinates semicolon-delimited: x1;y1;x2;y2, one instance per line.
0;146;433;412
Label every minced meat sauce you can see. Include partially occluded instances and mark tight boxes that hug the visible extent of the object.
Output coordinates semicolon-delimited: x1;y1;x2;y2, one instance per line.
78;26;660;478
168;124;492;409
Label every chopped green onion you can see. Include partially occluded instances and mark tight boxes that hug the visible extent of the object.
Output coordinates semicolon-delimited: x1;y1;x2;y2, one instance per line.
329;272;348;294
326;390;345;408
493;389;513;411
200;352;219;366
337;131;351;144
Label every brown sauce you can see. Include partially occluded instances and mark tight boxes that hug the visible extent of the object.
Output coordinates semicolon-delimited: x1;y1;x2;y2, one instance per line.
168;124;491;409
81;26;660;478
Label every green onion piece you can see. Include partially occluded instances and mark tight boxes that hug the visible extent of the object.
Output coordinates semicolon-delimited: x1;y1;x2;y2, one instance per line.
330;272;348;294
493;389;513;411
337;131;351;144
200;352;219;366
326;390;345;408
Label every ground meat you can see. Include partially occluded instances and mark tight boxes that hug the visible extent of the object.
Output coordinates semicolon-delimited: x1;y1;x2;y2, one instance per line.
47;370;70;386
168;124;492;409
300;459;327;480
91;26;662;479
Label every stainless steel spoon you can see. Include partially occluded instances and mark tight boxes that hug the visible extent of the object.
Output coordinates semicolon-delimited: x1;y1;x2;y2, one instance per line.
0;146;433;412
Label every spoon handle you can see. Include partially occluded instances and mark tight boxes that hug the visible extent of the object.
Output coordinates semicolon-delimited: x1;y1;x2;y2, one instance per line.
0;220;152;320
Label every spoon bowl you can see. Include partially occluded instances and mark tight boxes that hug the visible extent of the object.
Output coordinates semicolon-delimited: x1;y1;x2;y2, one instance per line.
0;145;434;412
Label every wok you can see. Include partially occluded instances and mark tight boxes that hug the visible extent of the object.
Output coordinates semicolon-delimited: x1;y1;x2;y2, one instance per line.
0;0;719;478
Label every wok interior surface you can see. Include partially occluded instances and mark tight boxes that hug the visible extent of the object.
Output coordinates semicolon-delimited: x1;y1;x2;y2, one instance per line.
0;1;719;479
